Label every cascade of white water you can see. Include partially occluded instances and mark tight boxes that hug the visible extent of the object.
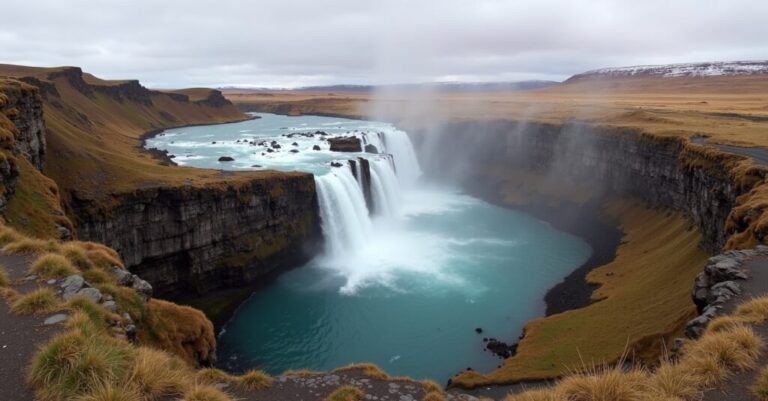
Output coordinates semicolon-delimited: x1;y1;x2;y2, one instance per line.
369;158;402;217
315;127;421;256
378;129;422;186
314;167;372;257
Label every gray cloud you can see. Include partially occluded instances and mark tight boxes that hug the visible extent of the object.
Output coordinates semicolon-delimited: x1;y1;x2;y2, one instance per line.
1;0;767;87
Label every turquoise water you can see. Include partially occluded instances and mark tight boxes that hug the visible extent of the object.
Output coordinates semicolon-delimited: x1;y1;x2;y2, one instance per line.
147;113;592;383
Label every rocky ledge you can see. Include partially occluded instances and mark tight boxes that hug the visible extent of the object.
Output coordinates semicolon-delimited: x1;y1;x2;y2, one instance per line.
329;136;362;152
684;246;768;338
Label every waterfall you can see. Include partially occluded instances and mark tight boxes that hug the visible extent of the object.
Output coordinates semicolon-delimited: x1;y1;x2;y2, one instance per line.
315;127;422;257
315;168;372;258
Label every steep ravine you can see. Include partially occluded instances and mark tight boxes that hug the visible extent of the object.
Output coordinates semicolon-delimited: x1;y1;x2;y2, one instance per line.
410;121;749;253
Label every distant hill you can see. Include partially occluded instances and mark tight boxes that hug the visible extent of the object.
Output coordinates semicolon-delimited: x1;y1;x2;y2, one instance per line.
221;80;558;93
567;60;768;82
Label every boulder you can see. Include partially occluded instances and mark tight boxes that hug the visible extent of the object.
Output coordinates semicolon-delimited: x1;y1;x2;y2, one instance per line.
74;287;103;303
313;145;321;151
218;156;235;162
61;275;86;299
132;277;153;300
328;136;362;152
364;144;379;154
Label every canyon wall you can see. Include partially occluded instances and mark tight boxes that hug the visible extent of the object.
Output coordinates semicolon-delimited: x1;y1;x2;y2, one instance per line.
0;79;46;211
411;121;749;252
70;175;322;297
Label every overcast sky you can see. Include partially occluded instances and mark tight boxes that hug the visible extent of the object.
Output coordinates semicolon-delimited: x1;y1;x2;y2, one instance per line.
1;0;767;88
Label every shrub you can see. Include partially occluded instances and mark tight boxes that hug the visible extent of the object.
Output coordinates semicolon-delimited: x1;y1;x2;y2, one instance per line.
237;369;274;391
11;288;58;315
325;385;364;401
30;253;78;278
130;346;190;400
181;384;234;401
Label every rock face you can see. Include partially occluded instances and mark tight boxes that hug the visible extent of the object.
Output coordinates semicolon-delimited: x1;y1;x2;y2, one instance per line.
413;121;744;252
0;80;47;213
683;247;767;338
348;158;374;213
70;176;323;297
329;136;363;152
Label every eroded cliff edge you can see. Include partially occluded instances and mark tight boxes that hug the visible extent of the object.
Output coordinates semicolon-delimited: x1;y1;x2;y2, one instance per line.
0;65;323;304
70;175;322;297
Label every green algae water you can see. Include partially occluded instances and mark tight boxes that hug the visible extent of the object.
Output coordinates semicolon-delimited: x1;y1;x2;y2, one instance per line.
146;113;591;383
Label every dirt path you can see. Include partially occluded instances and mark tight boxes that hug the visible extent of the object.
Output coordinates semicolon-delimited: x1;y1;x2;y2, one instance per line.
0;253;63;401
691;136;768;166
701;255;768;401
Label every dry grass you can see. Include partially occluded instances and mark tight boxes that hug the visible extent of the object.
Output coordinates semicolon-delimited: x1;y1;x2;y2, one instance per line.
129;346;191;400
753;365;768;400
0;265;9;287
11;288;58;315
334;363;389;380
237;369;274;391
422;392;447;401
454;201;708;386
181;384;234;401
284;369;323;377
74;380;142;401
325;385;364;401
501;304;766;401
28;330;134;400
735;297;768;324
61;242;94;271
3;238;61;254
141;299;216;366
196;368;235;384
30;253;78;278
0;225;24;245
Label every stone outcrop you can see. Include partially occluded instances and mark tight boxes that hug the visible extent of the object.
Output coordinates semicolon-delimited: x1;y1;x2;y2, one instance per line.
412;121;745;252
683;247;768;338
329;136;362;152
70;176;323;297
0;79;48;213
348;157;374;213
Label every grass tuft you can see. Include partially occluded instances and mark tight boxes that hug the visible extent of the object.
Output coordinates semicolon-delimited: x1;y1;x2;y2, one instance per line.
334;363;389;380
753;365;768;400
28;330;134;400
558;365;649;401
645;363;702;400
11;288;58;315
0;225;24;245
181;384;234;401
735;296;768;324
74;379;142;401
3;238;61;254
504;387;565;401
422;392;447;401
30;253;79;278
61;242;94;271
284;369;323;377
196;368;235;384
237;369;274;391
0;265;9;287
130;346;190;400
325;385;364;401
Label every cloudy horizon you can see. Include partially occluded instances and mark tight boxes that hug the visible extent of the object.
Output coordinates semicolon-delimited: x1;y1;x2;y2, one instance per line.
2;0;767;88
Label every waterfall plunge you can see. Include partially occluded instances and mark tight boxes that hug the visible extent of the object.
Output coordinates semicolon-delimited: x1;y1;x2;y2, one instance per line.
314;128;431;294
